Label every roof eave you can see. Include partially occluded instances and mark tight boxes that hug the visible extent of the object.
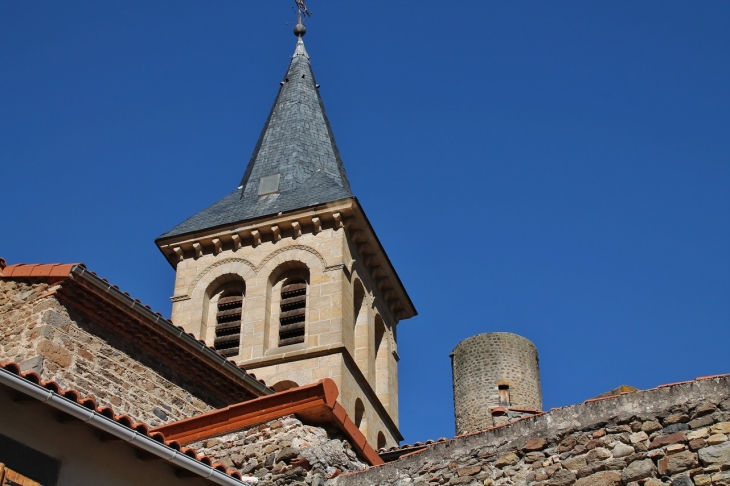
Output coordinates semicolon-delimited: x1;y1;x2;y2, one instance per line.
67;265;273;398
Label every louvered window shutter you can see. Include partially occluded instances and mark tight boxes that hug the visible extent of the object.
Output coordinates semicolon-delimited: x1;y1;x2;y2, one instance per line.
214;294;243;356
279;280;306;346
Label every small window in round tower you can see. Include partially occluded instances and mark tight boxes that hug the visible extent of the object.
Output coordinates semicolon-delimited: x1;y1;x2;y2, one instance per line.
498;384;510;408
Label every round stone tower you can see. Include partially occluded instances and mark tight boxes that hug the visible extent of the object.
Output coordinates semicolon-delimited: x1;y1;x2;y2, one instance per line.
451;332;542;435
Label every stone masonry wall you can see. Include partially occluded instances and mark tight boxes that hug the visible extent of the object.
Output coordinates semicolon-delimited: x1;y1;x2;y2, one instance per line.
0;279;217;426
188;415;367;486
452;333;542;435
334;375;730;486
169;229;401;448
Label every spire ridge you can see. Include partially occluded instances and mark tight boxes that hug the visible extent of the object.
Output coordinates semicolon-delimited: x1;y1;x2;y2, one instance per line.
293;37;309;59
157;35;352;240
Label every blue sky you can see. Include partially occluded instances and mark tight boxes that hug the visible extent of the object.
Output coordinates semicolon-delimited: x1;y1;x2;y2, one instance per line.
2;2;729;443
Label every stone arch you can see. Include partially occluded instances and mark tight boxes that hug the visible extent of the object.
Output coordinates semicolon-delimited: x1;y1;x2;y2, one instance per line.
377;432;387;450
200;274;246;352
352;277;371;382
188;258;256;298
265;260;311;351
354;398;365;429
374;314;389;403
256;245;327;275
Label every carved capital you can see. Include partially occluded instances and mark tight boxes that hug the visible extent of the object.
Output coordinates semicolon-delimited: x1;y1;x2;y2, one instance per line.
351;230;365;243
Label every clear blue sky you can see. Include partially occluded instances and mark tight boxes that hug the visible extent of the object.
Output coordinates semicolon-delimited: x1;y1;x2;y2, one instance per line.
2;2;729;444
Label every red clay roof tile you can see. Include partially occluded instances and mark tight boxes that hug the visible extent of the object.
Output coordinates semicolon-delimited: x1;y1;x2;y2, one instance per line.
152;378;383;466
1;263;80;278
0;361;245;481
0;261;270;395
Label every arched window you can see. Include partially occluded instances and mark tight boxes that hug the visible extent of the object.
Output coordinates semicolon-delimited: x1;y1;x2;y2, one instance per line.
214;290;243;357
377;432;387;450
352;279;370;379
374;315;389;401
279;278;306;346
354;398;365;429
498;384;511;407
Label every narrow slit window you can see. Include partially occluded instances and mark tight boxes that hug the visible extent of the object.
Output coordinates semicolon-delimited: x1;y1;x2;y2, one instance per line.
498;384;510;407
214;293;243;357
279;279;306;346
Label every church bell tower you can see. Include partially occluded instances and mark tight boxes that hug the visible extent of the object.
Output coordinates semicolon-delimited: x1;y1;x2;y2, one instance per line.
155;16;415;449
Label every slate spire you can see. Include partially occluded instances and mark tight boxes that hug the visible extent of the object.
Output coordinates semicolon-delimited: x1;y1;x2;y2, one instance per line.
159;36;353;239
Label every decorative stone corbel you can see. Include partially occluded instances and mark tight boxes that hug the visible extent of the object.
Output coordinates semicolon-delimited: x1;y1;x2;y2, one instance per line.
312;217;322;235
173;247;184;262
388;300;400;313
291;221;302;239
383;289;395;301
365;255;378;267
251;230;261;247
231;234;242;250
351;230;364;243
371;266;385;278
343;217;357;231
192;242;203;259
332;212;343;228
358;242;372;255
271;225;281;242
212;238;222;255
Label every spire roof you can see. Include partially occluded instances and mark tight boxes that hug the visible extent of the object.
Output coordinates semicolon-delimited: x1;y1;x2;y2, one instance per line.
159;37;353;239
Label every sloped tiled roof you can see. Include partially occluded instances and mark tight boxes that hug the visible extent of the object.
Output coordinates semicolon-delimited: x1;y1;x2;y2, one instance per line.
0;262;272;400
152;378;384;467
0;361;250;483
159;38;353;240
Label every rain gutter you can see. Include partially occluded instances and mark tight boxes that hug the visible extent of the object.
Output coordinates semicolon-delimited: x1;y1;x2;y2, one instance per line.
0;366;257;485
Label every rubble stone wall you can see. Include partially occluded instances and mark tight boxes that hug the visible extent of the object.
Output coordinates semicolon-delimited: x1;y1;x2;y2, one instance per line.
335;375;730;486
188;415;368;486
0;279;217;426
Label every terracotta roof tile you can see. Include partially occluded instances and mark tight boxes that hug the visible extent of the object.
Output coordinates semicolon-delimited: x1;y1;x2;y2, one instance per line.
152;378;383;466
0;361;245;481
1;263;80;278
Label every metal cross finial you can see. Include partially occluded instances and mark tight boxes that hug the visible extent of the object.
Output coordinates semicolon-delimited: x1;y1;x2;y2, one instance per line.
295;0;312;25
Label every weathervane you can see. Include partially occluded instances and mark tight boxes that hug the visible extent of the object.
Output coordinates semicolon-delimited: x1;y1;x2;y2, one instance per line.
293;0;311;37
